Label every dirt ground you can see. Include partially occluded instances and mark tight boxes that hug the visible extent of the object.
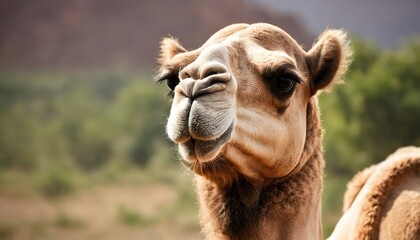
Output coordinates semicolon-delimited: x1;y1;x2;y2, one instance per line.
0;182;203;240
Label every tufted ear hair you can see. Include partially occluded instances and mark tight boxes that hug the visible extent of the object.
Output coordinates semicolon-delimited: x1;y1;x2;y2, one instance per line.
306;29;352;95
158;37;187;66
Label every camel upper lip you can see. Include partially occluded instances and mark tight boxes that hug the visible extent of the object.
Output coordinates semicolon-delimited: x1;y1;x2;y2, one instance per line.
167;92;235;143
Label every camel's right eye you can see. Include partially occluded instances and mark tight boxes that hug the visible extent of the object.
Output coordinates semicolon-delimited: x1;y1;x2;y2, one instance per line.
157;71;180;97
165;75;180;91
158;72;179;91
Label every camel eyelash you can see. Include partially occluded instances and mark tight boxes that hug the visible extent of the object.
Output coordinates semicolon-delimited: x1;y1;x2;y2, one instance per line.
156;70;180;97
262;63;302;83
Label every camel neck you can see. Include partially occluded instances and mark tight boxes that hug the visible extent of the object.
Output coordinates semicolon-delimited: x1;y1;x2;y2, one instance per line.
196;100;325;239
196;155;323;239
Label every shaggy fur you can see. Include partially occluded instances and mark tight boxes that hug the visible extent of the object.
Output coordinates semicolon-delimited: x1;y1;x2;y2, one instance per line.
307;29;352;94
330;147;420;240
342;164;377;212
158;23;351;239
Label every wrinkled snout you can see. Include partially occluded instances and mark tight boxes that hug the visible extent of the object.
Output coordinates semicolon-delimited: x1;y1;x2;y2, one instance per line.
177;61;231;99
166;45;237;162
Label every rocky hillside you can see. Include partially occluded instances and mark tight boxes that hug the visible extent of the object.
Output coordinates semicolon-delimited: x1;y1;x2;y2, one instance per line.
0;0;313;71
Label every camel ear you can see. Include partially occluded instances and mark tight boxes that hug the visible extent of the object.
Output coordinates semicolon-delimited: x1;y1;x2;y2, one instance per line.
158;37;186;66
307;29;352;95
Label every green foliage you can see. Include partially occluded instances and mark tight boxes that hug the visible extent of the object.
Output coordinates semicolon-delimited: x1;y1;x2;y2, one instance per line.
0;72;172;173
321;37;420;174
29;221;47;238
54;212;85;229
320;39;380;174
112;80;171;166
34;164;77;198
0;222;15;239
357;39;420;162
116;205;153;226
0;72;174;199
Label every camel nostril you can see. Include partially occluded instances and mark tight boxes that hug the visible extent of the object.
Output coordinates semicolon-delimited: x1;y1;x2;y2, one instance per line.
177;62;231;99
179;70;192;80
192;72;231;98
189;63;230;98
199;62;228;80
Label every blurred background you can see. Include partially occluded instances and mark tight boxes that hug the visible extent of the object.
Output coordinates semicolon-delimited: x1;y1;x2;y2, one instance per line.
0;0;419;239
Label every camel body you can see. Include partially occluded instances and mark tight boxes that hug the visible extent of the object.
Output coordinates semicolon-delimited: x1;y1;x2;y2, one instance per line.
330;147;420;240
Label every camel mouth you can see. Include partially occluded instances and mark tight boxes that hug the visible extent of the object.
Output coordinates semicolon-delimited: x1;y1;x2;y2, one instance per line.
167;91;236;164
179;122;233;163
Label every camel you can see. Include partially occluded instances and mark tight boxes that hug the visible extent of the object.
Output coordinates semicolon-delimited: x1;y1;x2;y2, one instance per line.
329;146;420;239
156;23;351;239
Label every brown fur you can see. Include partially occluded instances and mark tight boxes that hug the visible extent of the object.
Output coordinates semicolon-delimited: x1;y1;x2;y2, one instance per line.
196;99;324;239
331;147;420;240
343;164;377;212
307;29;352;94
157;23;351;239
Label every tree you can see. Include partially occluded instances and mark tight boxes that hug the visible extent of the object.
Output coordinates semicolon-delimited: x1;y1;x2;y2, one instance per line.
321;37;420;174
112;78;171;166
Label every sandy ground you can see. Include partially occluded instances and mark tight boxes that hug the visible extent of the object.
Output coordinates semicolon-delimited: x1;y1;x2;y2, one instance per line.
0;182;203;240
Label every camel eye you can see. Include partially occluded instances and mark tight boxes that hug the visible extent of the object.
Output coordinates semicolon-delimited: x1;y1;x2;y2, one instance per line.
264;73;299;99
165;75;179;91
157;71;180;97
263;64;300;99
274;76;297;93
157;71;179;90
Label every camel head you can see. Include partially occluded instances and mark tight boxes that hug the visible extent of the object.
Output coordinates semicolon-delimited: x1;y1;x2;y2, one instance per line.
157;23;351;183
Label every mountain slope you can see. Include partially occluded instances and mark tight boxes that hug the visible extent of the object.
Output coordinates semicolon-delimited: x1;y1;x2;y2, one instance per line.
0;0;313;71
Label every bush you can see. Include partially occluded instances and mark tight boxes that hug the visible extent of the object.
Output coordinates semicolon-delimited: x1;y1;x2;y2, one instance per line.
0;222;15;239
34;165;77;198
54;212;85;229
112;79;171;167
116;205;153;226
321;37;420;175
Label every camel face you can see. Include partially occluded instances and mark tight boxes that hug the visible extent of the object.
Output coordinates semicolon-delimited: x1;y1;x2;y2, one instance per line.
158;23;350;181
